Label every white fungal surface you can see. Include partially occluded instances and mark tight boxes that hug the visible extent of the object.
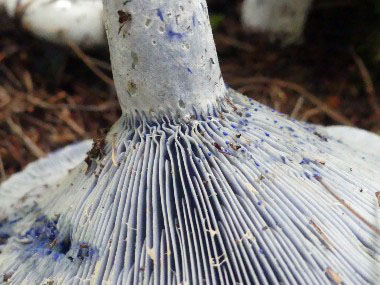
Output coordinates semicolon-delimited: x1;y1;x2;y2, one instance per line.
325;126;380;158
1;0;105;48
0;91;379;284
0;0;379;284
241;0;313;44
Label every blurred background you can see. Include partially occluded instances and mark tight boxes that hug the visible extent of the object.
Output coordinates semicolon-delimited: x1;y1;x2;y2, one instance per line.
0;0;379;179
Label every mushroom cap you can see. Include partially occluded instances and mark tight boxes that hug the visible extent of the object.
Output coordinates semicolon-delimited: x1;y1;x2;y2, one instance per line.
241;0;313;45
1;0;105;48
1;90;379;284
0;141;91;225
325;126;380;158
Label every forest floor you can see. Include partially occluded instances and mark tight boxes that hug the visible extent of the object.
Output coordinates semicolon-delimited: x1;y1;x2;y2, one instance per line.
0;0;379;178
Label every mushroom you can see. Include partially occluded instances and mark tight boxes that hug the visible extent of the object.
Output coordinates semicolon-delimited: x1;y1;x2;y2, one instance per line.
241;0;313;45
1;0;105;48
1;0;379;284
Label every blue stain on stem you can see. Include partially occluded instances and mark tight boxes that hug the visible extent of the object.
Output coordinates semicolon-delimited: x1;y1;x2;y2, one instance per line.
167;29;184;40
156;9;164;21
192;13;196;27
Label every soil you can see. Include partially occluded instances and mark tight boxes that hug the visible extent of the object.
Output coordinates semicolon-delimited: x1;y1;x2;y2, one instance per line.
0;0;379;178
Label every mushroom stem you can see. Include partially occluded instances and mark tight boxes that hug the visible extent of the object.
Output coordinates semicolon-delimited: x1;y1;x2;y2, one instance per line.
103;0;226;117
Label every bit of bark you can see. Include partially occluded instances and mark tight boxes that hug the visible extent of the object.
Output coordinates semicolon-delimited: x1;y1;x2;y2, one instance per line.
375;192;380;207
310;219;332;249
325;266;343;284
313;131;328;142
230;143;241;151
117;10;132;34
3;272;12;282
85;130;107;172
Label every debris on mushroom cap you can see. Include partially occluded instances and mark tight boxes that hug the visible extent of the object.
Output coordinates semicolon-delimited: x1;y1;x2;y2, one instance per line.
1;0;380;284
0;0;106;48
241;0;313;45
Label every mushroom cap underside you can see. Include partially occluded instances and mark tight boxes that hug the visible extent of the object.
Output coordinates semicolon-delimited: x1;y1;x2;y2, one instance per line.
1;91;379;284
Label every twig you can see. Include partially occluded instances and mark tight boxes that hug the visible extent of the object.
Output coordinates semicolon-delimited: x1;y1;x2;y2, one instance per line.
0;86;11;108
0;45;19;64
22;70;34;93
290;97;305;118
0;65;23;89
301;107;321;121
112;134;117;167
269;85;286;111
6;117;45;158
26;94;118;112
23;114;57;133
316;176;380;237
0;153;6;183
230;77;354;126
59;109;86;137
87;56;112;71
215;35;256;53
67;40;114;86
351;51;380;119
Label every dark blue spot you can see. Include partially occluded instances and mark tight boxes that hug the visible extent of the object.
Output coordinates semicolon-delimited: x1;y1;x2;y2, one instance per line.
281;156;286;164
223;131;228;136
187;67;192;73
313;173;321;179
0;232;10;239
287;127;295;132
53;253;60;261
264;132;270;137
